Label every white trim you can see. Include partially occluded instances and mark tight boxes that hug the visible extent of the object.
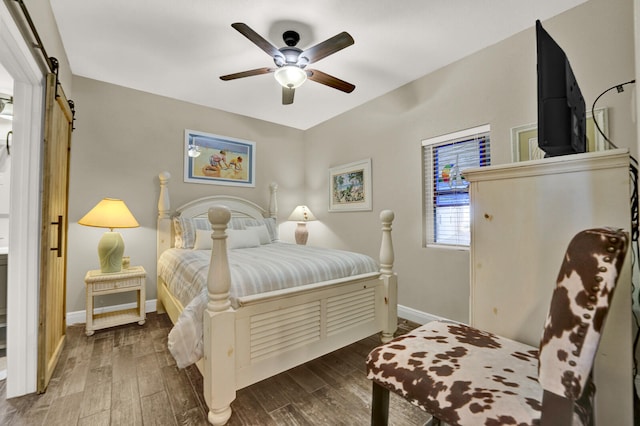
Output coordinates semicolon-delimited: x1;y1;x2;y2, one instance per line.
425;243;469;251
422;124;491;146
464;148;630;182
0;1;45;398
67;301;450;336
397;304;454;325
66;299;159;325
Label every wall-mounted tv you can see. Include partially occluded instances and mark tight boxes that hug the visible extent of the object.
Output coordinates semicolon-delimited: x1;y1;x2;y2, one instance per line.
536;20;586;157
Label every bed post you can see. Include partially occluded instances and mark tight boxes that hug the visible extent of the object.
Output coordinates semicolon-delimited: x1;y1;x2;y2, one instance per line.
203;206;236;426
157;171;171;314
379;209;397;343
269;182;278;218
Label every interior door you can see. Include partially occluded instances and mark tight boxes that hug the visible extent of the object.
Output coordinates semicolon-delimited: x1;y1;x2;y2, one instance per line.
37;73;73;392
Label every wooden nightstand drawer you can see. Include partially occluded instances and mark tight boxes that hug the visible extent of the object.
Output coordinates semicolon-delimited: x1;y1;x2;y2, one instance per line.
92;275;142;292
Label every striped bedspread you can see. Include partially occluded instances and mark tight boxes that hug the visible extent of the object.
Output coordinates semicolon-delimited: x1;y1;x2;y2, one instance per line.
159;242;379;367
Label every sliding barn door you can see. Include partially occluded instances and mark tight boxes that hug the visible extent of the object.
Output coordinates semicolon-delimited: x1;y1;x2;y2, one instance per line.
37;73;73;392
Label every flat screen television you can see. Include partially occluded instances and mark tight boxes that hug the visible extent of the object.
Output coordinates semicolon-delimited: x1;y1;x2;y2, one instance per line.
536;20;586;157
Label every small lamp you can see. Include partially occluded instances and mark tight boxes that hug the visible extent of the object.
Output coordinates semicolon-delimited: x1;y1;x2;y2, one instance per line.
288;205;316;245
78;198;139;273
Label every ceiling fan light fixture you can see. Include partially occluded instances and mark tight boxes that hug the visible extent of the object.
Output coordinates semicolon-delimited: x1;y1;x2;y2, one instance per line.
221;24;355;104
274;65;307;89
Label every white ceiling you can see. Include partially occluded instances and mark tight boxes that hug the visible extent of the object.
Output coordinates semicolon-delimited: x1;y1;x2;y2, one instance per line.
50;0;586;130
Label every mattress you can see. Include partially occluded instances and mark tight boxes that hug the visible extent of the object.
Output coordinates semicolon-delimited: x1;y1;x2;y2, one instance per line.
159;242;379;367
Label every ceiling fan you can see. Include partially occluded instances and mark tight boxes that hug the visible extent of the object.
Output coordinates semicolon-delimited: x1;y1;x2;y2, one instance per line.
220;23;356;105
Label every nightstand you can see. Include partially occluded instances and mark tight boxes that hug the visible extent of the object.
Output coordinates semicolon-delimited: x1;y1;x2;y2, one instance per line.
84;266;146;336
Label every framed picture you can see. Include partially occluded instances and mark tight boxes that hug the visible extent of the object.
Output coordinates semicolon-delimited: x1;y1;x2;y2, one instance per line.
329;158;372;212
510;108;609;162
184;129;255;187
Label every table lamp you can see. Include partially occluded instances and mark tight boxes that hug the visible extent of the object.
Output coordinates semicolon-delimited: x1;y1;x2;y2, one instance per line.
288;205;316;245
78;198;139;273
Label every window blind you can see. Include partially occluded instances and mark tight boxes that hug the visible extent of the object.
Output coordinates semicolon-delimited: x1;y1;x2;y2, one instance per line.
422;126;491;247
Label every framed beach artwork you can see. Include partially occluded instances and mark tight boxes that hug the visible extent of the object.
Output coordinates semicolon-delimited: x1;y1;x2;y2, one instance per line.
510;108;609;162
184;129;256;187
329;158;372;212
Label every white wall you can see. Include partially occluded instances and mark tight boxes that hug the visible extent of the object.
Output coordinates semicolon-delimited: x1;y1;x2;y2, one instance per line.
303;0;637;322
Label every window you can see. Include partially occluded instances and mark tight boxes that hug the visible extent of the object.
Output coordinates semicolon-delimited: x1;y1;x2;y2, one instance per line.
422;125;491;247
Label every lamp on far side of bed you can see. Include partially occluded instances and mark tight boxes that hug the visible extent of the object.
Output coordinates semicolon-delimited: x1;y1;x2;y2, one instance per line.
288;205;316;245
78;198;140;273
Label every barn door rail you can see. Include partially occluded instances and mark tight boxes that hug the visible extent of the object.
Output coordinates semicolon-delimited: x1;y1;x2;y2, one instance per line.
9;0;76;129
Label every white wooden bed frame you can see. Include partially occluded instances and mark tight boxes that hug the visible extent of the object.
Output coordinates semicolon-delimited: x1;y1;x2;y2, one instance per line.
156;171;398;425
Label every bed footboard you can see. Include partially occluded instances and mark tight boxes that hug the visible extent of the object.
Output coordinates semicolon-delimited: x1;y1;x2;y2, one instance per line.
202;206;397;425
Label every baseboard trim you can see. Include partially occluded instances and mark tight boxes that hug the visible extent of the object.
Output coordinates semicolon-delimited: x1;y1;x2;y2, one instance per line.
398;304;450;325
67;299;158;325
68;300;442;328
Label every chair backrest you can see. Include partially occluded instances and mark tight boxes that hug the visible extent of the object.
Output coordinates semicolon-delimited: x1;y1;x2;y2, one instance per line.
538;227;629;401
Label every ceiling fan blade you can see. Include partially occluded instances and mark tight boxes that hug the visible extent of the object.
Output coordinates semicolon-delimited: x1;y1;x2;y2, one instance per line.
220;67;274;81
231;23;284;62
300;32;354;64
307;69;355;93
282;87;295;105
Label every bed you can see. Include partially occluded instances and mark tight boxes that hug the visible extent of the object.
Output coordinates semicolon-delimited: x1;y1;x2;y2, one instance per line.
156;171;398;425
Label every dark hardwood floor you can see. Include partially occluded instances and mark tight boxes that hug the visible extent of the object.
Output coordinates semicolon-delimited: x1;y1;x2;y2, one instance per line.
0;313;430;425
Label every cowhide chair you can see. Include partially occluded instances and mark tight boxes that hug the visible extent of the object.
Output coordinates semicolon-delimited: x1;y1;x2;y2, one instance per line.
366;227;629;426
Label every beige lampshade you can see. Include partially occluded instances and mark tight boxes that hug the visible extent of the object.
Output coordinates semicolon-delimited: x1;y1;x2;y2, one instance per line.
78;198;139;230
288;205;317;222
79;198;139;273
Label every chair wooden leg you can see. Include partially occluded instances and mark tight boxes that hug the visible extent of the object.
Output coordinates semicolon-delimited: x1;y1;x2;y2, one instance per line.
430;416;442;426
540;390;574;426
371;382;390;426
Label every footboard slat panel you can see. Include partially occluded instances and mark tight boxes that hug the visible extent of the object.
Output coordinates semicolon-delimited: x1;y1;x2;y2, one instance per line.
250;301;322;362
327;288;375;330
235;278;384;390
251;316;321;345
250;303;321;335
327;288;376;335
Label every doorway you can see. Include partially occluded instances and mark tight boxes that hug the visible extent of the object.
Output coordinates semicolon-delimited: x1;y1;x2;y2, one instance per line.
0;62;13;381
0;2;45;398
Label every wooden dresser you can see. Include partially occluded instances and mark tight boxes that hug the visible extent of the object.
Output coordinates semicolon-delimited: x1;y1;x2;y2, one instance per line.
465;149;633;426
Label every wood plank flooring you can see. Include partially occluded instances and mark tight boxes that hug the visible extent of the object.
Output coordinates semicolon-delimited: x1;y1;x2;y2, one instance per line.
0;313;430;425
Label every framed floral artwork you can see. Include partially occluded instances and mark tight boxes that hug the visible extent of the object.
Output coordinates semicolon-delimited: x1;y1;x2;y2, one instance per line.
329;158;372;212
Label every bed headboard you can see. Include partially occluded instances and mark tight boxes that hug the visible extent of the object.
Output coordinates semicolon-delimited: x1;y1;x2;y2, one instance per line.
157;171;278;261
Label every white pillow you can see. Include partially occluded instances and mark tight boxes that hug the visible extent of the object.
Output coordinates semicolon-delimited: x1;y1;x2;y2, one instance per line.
246;224;271;244
193;229;212;250
227;229;260;250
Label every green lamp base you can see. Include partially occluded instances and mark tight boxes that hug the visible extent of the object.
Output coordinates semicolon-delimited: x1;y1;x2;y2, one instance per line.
98;231;125;273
